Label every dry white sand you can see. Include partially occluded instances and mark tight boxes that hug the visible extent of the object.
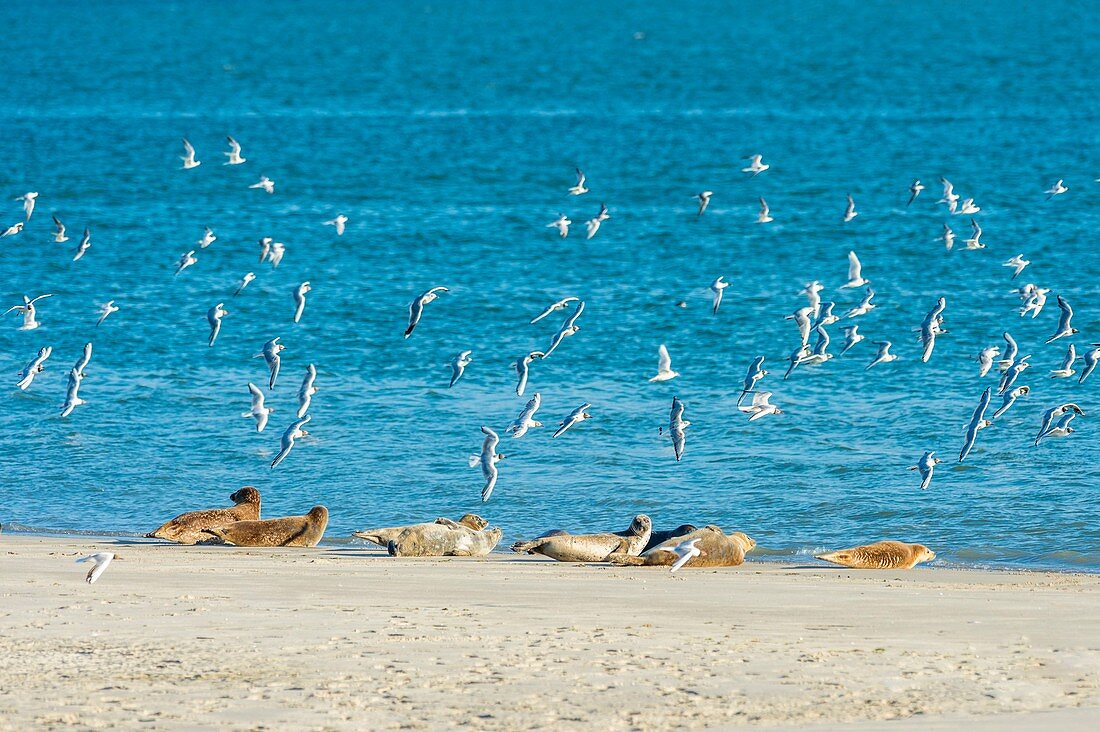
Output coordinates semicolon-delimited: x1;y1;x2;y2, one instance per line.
2;535;1099;730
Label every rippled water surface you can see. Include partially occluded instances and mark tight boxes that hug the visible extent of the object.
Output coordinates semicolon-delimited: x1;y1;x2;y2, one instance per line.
1;1;1097;570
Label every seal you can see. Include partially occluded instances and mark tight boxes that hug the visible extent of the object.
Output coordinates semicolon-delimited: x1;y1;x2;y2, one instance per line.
815;541;935;569
511;515;652;562
146;487;261;545
202;505;328;547
609;526;755;568
353;514;501;557
643;523;698;552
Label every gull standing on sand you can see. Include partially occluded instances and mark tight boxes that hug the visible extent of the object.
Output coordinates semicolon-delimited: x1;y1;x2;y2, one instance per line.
742;154;769;176
180;138;200;169
242;383;273;432
739;391;782;422
843;288;875;318
907;180;924;206
174;250;198;276
1079;346;1100;384
256;337;285;389
73;227;91;261
568;168;589;195
649;344;680;382
207;303;229;346
959;387;993;462
667;538;704;573
17;346;52;390
292;282;311;324
52;215;69;242
585;203;609;239
513;351;545;396
1045;296;1077;343
757;197;773;223
404;286;448;339
710;276;729;315
5;293;53;330
224;136;246;165
449;350;472;387
1045;179;1068;199
507;393;543;439
841;250;870;288
543;301;585;357
324;214;348;235
531;297;579;324
992;386;1030;420
16;191;37;220
553;403;592;438
249;176;274;193
235;272;256;296
866;341;898;370
977;345;1001;377
76;553;118;584
1003;254;1029;279
737;356;767;405
909;451;941;490
60;368;87;418
665;396;690;461
546;214;571;238
297;364;317;418
471;426;504;502
695;191;712;217
998;355;1031;394
839;325;865;355
1035;404;1085;445
1050;344;1077;378
843;194;858;222
938;223;955;251
271;415;311;468
786;306;813;345
1;222;24;238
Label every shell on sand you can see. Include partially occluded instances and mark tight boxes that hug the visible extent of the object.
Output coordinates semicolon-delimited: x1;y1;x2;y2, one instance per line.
203;506;328;547
816;541;935;569
511;515;652;562
354;514;501;557
609;526;755;568
146;487;261;545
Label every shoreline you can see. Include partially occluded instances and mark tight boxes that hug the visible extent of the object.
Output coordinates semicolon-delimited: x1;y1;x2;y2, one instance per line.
4;534;1100;730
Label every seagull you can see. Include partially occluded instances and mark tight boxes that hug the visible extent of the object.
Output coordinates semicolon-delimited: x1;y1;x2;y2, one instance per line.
1079;346;1100;385
568;168;589;195
959;387;993;462
938;223;955;251
324;214;348;235
866;341;898;370
530;297;579;324
737;356;767;405
249;176;275;193
649;344;680;382
801;326;833;366
267;241;285;267
224;136;246;165
271;415;311;468
841;250;870;288
1044;179;1068;200
998;355;1031;395
192;227;215;250
76;553;118;584
756;197;773;223
786;306;813;346
471;426;504;501
784;343;810;379
839;325;865;355
180;138;201;169
51;215;69;243
710;276;729;314
17;346;52;390
4;293;54;330
938;177;959;210
741;154;769;176
553;403;592;438
1050;344;1077;378
507;393;543;439
15;191;38;220
665;396;690;460
998;333;1019;371
843;288;875;318
512;351;545;396
97;300;120;329
1;221;24;238
962;218;984;250
297;364;317;418
956;198;980;215
404;286;448;339
907;180;925;206
543;301;585;357
977;346;1001;377
919;297;946;363
72;342;93;379
242;382;273;432
585;203;610;239
255;337;285;389
449;350;472;387
992;385;1030;420
206;303;229;346
72;227;91;261
909;451;942;490
1020;286;1049;318
234;272;256;296
59;368;87;418
1042;411;1079;441
292;281;311;324
258;237;272;263
546;214;571;237
813;301;839;328
1045;296;1077;343
843;194;858;222
739;391;782;421
1035;404;1084;445
1003;254;1029;279
174;250;198;276
800;281;824;317
667;538;705;573
695;191;712;217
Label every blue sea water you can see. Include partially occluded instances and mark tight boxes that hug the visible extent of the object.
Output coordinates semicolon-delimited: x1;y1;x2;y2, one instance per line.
0;1;1097;570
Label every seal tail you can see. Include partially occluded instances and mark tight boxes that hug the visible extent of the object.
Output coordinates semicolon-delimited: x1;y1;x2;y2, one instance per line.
353;531;386;546
606;552;645;566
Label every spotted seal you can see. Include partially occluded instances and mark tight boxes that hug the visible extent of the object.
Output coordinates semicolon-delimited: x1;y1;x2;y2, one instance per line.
816;541;935;569
609;525;755;568
146;487;261;544
354;514;501;557
202;506;328;547
511;515;652;562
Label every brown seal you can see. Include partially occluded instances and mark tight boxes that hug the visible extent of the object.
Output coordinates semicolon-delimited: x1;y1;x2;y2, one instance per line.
609;526;755;568
202;506;328;547
511;515;652;562
643;523;699;552
816;541;935;569
146;487;261;544
354;514;501;557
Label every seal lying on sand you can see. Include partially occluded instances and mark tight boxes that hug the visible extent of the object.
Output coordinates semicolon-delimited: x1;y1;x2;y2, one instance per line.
609;526;755;568
511;515;652;562
202;506;328;547
353;514;502;557
643;523;698;552
816;541;935;569
146;487;261;544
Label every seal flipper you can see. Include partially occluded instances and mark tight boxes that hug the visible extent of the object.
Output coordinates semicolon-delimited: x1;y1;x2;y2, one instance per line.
815;550;849;565
606;553;645;566
511;538;548;554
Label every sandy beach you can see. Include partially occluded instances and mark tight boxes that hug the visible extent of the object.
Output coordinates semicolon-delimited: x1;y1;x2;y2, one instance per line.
2;535;1098;730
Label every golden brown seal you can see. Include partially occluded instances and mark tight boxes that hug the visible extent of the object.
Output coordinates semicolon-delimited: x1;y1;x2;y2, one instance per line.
511;515;652;562
146;487;261;545
609;526;755;568
816;541;935;569
353;514;501;557
202;506;328;547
